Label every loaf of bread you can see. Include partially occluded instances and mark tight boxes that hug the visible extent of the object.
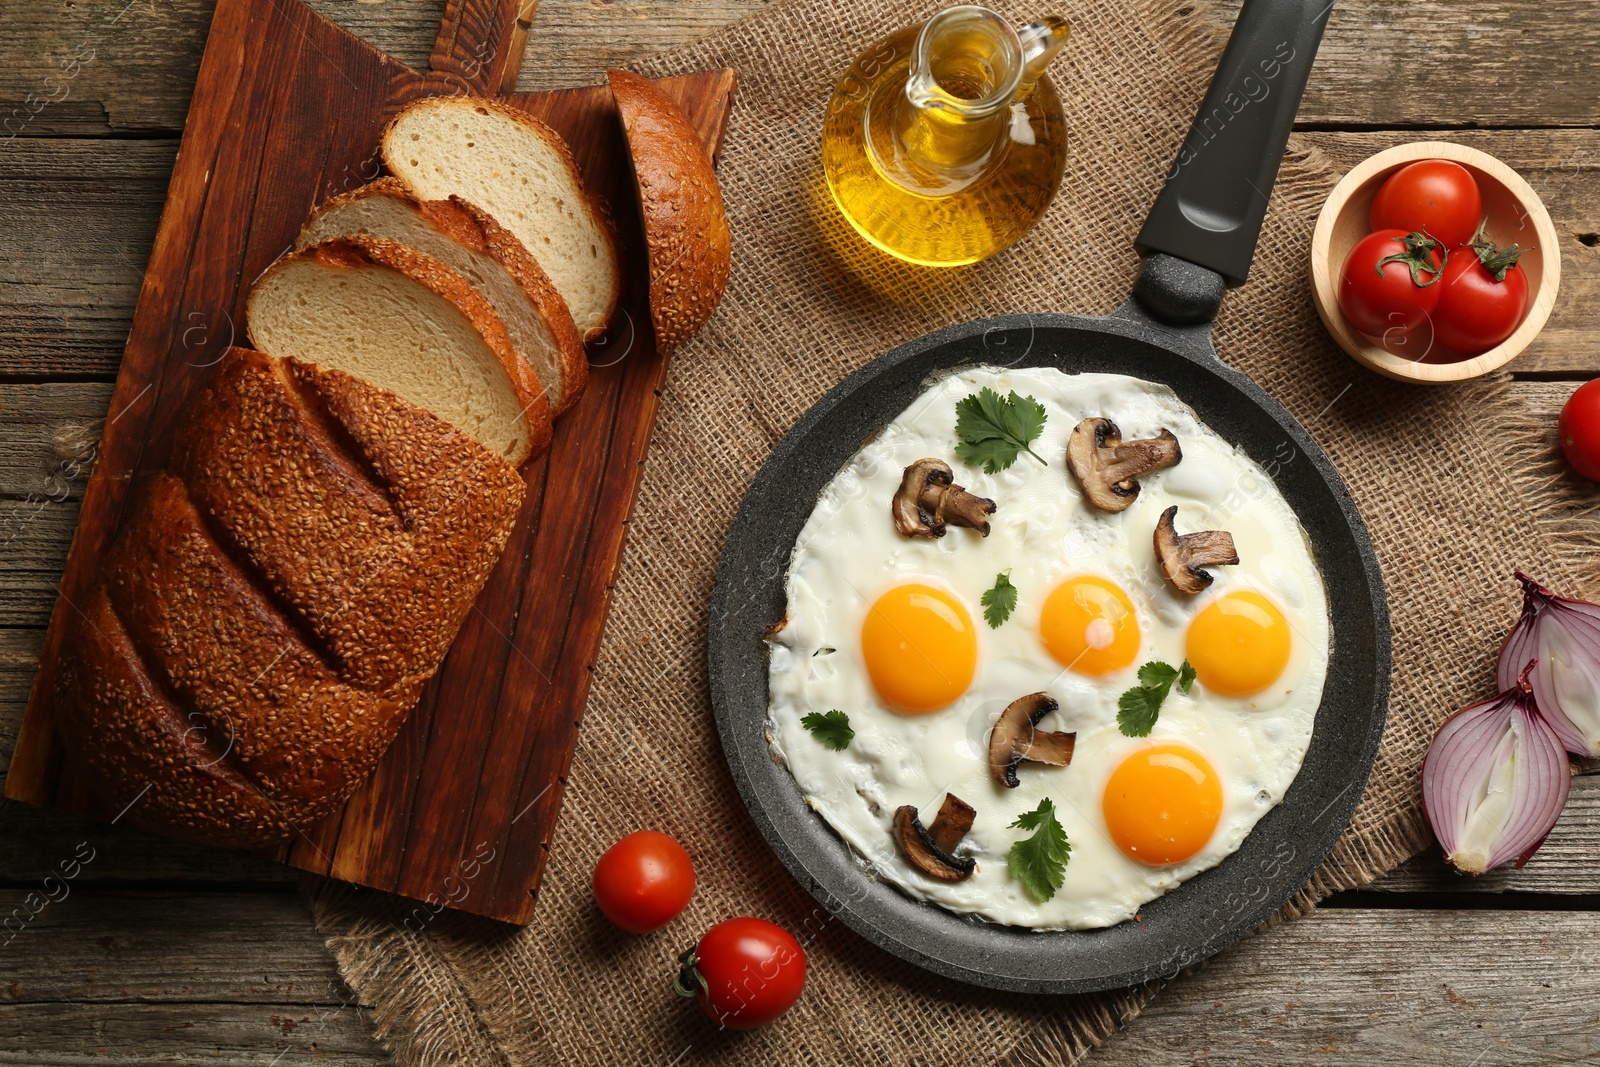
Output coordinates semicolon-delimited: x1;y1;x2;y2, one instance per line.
51;349;526;847
608;69;732;356
297;179;589;416
381;97;622;342
248;235;552;466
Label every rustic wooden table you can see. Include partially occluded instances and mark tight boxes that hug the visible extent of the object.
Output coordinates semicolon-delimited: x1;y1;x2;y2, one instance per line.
2;0;1597;1062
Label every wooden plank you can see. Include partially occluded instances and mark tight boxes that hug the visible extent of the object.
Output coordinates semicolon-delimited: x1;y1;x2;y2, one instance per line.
0;500;79;629
1094;909;1600;1065
0;1004;388;1065
0;139;175;380
1301;130;1600;376
0;384;113;500
1217;0;1600;128
5;0;1599;137
0;890;345;1002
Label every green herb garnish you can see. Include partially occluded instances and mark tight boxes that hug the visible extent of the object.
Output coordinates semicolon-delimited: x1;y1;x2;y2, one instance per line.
1116;660;1196;737
801;709;855;751
955;388;1048;473
1008;797;1071;902
981;571;1018;629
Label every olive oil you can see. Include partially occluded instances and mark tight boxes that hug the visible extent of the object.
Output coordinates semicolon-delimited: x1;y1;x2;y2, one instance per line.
822;10;1070;267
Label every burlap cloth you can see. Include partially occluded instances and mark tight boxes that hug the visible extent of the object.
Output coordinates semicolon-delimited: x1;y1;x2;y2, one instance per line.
307;0;1595;1062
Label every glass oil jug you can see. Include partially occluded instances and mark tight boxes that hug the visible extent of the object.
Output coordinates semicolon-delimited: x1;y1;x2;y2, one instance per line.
822;6;1071;267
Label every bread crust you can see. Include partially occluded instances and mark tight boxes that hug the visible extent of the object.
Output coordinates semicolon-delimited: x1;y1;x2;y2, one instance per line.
379;95;623;344
301;178;589;415
607;69;732;357
249;234;553;464
52;349;526;848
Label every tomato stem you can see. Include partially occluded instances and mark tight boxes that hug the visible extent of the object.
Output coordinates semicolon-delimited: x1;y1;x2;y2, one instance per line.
672;946;708;1000
1374;230;1447;288
1468;219;1531;282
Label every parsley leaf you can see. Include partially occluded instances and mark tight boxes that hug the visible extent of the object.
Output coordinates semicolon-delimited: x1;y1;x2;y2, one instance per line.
801;709;855;751
981;571;1018;629
954;388;1048;473
1116;660;1195;737
1008;797;1071;902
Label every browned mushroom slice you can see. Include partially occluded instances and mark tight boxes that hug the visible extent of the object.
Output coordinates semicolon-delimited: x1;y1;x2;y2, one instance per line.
893;794;977;882
988;692;1076;788
1153;505;1240;595
1065;418;1181;512
892;458;996;538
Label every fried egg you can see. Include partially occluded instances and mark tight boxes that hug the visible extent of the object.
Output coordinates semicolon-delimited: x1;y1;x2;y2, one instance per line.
766;366;1329;929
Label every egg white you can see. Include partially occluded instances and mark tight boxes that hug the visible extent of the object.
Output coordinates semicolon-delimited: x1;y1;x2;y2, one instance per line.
766;367;1330;930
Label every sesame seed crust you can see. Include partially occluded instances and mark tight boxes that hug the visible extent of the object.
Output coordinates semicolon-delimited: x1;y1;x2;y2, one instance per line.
607;69;732;357
52;348;525;848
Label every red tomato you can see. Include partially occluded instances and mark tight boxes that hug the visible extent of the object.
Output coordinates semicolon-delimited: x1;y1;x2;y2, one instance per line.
592;831;695;934
1432;243;1529;355
1337;229;1446;338
1559;379;1600;482
1370;159;1483;248
673;918;806;1030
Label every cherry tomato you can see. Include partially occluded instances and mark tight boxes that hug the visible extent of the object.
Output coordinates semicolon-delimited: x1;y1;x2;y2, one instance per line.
592;831;695;934
1337;228;1445;338
1432;243;1529;355
1559;379;1600;482
673;918;806;1030
1370;159;1483;248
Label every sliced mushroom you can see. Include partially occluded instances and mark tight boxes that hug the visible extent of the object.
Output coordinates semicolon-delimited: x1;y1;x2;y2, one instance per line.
1153;505;1240;594
988;692;1077;788
1066;418;1181;512
892;458;996;538
893;794;977;882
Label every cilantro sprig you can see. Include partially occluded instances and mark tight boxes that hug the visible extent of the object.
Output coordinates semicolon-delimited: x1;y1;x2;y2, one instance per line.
955;388;1048;473
801;709;855;751
1008;797;1071;902
1116;660;1196;737
981;571;1018;629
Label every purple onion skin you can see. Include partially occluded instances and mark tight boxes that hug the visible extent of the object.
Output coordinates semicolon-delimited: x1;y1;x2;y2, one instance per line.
1497;572;1600;758
1421;671;1571;875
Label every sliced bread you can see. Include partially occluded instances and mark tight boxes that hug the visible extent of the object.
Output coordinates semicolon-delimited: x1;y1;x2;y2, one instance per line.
247;235;552;465
382;97;621;342
298;178;588;416
608;69;732;356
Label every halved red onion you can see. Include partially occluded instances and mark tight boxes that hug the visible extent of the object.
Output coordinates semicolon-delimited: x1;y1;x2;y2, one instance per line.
1421;666;1571;874
1497;572;1600;758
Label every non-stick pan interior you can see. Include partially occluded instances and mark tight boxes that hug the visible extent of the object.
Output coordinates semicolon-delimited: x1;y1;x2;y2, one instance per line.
708;314;1390;993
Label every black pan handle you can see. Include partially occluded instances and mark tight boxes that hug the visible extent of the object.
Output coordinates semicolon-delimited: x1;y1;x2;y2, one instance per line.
1132;0;1332;325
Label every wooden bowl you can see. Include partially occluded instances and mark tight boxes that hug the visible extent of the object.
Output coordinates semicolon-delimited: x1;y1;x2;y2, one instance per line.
1310;141;1560;383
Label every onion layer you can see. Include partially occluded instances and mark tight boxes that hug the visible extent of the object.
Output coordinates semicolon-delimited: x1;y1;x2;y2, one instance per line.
1497;572;1600;758
1421;666;1570;874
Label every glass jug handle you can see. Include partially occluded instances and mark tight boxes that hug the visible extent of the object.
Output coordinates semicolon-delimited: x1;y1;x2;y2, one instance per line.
1017;15;1071;97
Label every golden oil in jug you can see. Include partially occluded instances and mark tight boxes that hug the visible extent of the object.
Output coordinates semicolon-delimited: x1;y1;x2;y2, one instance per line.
822;6;1071;266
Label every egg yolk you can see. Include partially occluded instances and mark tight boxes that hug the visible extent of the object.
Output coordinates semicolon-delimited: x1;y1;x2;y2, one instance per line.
861;583;977;713
1039;575;1140;676
1103;744;1223;866
1185;590;1292;697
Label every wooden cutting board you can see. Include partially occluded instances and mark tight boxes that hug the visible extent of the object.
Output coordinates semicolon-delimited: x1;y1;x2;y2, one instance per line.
3;0;736;924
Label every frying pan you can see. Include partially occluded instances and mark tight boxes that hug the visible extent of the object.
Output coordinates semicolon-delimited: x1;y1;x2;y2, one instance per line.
708;0;1390;993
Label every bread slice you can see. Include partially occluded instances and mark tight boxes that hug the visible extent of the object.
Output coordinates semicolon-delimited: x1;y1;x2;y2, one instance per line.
382;96;621;342
298;178;588;416
608;69;732;356
247;235;551;465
